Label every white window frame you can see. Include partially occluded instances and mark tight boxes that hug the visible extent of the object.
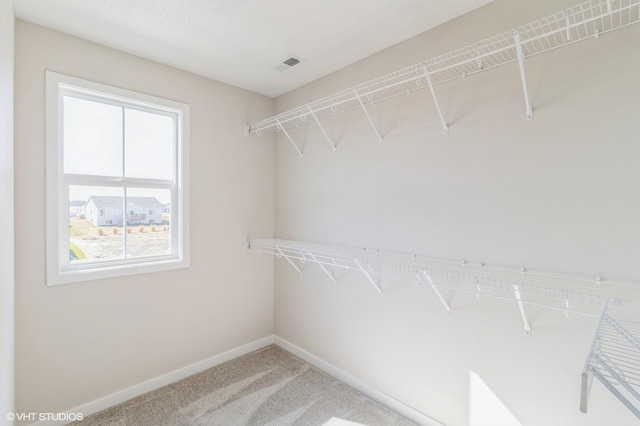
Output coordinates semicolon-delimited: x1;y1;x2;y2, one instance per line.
45;71;190;285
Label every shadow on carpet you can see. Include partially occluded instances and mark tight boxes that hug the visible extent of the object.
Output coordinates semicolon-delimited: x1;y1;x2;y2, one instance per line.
72;344;417;426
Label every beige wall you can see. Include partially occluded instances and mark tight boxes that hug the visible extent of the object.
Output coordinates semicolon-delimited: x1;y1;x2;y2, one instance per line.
14;20;275;417
1;1;15;424
274;1;640;425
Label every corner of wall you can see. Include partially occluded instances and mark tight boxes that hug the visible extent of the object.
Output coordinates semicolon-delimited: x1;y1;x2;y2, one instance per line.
0;0;15;424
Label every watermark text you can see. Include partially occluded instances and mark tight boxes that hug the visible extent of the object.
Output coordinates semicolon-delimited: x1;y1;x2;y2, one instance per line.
6;412;84;422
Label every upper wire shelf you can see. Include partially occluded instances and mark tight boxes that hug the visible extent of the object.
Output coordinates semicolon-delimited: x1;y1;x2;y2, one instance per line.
249;238;640;335
246;0;640;155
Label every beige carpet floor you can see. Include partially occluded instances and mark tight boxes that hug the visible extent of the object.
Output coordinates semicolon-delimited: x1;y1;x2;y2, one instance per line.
72;344;417;426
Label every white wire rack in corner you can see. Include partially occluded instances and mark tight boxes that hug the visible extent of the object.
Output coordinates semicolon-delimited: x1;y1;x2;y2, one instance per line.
248;238;640;335
246;0;640;157
580;299;640;420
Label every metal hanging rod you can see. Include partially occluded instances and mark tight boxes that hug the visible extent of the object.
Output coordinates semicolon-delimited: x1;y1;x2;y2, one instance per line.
580;299;640;419
248;238;640;335
246;0;640;155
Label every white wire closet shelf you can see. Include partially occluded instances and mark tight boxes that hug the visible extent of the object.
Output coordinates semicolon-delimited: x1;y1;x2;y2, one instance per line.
249;238;640;335
246;0;640;156
580;299;640;419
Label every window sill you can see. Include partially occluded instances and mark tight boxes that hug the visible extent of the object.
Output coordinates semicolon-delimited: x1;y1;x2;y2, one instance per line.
47;257;189;286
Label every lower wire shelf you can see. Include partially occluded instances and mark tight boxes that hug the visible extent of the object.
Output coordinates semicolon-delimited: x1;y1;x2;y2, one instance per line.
249;238;640;318
249;238;640;419
581;299;640;419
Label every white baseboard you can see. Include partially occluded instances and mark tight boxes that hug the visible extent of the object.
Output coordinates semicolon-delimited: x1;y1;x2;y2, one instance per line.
31;335;275;425
31;335;441;426
274;336;444;426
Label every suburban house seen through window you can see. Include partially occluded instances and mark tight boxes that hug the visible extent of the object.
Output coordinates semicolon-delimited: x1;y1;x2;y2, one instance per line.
45;71;190;285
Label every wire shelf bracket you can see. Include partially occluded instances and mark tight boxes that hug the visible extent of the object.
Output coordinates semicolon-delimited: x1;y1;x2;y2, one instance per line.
308;105;337;153
276;246;303;275
580;299;640;419
275;118;303;158
418;270;452;315
354;257;382;295
353;89;384;144
421;63;449;135
246;0;640;155
308;251;337;284
249;238;640;336
513;30;534;120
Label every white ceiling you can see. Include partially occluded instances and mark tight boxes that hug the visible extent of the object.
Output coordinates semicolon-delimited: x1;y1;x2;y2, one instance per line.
13;0;493;98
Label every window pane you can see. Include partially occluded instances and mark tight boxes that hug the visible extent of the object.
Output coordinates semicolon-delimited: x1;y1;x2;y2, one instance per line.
64;97;123;176
47;72;189;285
125;109;174;180
125;188;171;258
69;186;124;263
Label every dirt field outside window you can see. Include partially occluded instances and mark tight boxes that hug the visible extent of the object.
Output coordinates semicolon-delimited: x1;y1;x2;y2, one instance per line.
69;217;170;260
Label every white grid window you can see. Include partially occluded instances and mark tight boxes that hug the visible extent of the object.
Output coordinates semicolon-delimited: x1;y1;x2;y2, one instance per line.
46;71;189;285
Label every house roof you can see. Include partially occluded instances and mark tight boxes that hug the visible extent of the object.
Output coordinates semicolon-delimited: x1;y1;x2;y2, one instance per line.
86;196;162;209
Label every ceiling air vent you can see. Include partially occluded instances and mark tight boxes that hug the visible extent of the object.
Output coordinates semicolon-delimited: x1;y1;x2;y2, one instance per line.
273;55;305;72
283;57;300;67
